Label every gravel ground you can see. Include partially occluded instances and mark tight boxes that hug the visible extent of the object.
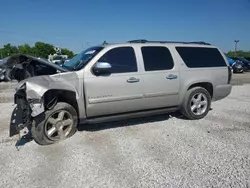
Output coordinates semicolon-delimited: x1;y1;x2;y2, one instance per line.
231;72;250;85
0;84;250;188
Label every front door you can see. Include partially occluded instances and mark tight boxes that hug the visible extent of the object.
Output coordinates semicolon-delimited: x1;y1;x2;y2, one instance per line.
83;46;146;117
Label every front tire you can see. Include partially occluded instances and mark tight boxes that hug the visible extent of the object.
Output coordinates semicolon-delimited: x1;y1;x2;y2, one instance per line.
31;102;78;145
181;87;211;120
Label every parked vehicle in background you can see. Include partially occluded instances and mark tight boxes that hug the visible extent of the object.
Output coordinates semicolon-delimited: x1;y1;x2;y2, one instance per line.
226;57;244;73
48;54;68;64
10;39;232;145
237;57;250;71
230;57;249;72
54;58;71;66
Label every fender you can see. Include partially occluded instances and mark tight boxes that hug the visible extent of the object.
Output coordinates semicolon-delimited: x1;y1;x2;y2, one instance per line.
15;72;81;117
185;79;213;91
10;72;83;137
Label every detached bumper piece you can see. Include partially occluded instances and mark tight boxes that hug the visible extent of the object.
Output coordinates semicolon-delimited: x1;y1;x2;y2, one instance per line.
9;89;32;137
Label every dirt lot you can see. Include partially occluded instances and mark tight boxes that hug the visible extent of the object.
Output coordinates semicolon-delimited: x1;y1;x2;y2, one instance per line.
231;72;250;85
0;74;250;188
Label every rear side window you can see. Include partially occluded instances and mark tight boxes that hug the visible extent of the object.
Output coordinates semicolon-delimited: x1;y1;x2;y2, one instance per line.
98;47;137;73
175;47;227;68
141;46;174;71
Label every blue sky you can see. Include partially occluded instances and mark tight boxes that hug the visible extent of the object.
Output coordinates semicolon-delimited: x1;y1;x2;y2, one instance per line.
0;0;249;53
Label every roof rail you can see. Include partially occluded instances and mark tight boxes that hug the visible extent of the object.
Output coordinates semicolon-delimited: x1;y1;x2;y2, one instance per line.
128;39;148;43
127;39;211;45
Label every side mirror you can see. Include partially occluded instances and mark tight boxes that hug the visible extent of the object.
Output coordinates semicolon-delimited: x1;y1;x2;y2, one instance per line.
92;62;112;75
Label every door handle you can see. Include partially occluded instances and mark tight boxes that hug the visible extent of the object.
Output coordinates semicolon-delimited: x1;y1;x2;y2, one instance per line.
127;77;140;83
166;74;178;80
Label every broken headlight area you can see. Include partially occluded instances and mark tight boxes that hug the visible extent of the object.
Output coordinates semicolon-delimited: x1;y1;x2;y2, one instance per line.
28;98;45;117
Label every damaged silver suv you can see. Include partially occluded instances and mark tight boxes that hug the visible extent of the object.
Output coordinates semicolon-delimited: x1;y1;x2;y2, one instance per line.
9;40;232;145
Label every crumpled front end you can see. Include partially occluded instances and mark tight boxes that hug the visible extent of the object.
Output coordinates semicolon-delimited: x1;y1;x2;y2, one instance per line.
9;82;46;137
9;73;81;137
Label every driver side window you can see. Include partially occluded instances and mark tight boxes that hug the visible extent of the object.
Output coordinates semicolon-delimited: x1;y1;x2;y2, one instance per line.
97;47;138;73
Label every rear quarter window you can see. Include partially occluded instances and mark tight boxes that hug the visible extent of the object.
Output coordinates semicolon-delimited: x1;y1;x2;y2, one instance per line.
175;47;227;68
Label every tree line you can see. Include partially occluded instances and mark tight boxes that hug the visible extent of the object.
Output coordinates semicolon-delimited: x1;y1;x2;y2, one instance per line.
0;42;75;59
1;41;250;59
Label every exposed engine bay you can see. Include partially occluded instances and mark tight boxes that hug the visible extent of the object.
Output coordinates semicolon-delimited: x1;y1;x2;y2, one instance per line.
0;54;68;82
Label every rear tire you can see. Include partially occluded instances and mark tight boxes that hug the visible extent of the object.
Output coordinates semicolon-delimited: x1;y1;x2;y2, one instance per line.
181;87;211;120
31;102;78;145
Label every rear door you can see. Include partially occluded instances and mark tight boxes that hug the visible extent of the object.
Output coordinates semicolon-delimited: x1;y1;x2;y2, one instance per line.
139;46;180;109
83;46;147;117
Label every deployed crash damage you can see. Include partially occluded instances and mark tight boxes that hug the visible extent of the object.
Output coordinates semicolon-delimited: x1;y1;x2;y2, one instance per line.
2;54;78;139
0;54;68;82
8;46;105;145
9;72;81;138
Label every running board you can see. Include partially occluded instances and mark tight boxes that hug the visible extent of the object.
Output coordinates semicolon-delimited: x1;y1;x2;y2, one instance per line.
83;106;179;124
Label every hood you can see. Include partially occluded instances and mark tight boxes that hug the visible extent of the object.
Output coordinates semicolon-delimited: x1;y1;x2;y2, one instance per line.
0;54;69;82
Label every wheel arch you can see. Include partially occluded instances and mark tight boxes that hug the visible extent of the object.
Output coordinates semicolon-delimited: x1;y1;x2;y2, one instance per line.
187;82;214;98
43;89;79;118
180;82;213;120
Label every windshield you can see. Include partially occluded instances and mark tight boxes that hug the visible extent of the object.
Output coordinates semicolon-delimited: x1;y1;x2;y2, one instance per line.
63;46;104;70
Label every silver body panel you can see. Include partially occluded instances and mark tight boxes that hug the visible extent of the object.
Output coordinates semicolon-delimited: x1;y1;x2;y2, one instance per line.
14;42;232;123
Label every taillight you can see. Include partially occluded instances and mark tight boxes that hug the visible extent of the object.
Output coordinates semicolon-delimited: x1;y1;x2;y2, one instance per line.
227;66;232;84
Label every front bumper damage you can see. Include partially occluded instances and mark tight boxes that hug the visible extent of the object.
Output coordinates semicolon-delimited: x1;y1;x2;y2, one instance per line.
9;82;45;137
9;73;80;139
9;88;31;137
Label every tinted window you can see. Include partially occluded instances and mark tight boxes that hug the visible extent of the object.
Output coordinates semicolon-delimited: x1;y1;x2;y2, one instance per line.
98;47;137;73
141;46;174;71
175;47;227;68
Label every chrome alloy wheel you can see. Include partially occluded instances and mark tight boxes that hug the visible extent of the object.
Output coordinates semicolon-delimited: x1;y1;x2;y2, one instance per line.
190;93;208;116
45;110;74;141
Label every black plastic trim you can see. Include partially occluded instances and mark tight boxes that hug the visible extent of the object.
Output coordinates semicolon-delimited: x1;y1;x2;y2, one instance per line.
127;39;211;45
